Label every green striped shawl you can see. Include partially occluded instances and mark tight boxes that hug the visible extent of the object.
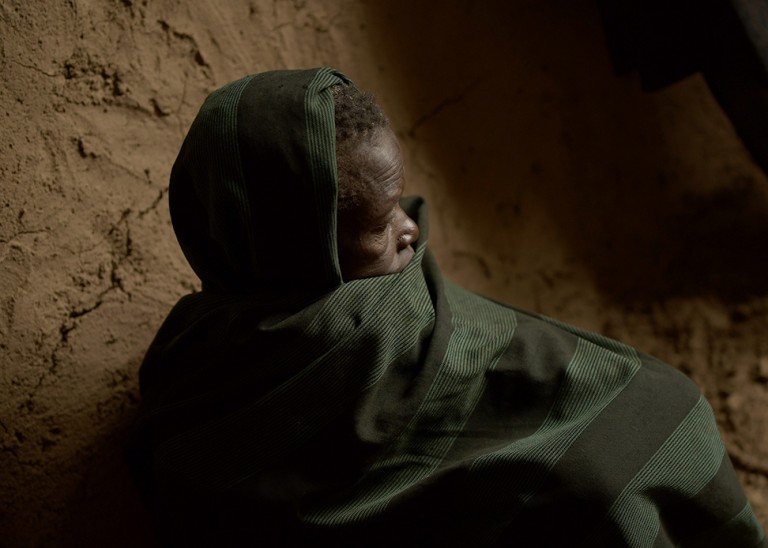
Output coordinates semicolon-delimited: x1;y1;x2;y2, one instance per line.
129;68;766;547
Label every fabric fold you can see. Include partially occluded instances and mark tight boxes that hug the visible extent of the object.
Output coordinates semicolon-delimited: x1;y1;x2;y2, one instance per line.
128;68;766;547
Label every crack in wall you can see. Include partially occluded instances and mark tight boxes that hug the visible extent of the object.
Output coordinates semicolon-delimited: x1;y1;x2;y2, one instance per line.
138;186;168;218
24;208;137;403
408;77;483;137
157;18;211;71
0;229;49;245
11;60;58;78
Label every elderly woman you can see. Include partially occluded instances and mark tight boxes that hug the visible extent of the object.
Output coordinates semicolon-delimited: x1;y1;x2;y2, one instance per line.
129;68;765;547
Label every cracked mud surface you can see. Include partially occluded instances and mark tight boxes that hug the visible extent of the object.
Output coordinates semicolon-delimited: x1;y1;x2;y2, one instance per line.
2;1;767;545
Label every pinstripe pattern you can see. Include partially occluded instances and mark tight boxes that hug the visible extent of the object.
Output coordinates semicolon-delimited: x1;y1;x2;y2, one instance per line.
305;68;344;280
194;75;255;278
131;69;767;546
305;282;517;524
723;503;767;547
467;332;640;509
154;231;435;489
216;76;256;256
592;396;726;546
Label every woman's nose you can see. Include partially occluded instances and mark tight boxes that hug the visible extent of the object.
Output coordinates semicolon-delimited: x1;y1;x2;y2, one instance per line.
398;214;419;249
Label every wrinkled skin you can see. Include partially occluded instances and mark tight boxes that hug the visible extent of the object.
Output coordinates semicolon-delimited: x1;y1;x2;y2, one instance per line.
337;127;420;281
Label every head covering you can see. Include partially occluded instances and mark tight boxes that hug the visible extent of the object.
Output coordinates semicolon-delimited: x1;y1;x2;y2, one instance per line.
169;68;348;297
129;69;765;547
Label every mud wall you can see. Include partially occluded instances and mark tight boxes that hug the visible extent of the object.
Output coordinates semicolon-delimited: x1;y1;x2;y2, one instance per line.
1;1;766;545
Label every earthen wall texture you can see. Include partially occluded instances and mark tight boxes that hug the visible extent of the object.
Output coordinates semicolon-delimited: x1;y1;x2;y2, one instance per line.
1;1;766;545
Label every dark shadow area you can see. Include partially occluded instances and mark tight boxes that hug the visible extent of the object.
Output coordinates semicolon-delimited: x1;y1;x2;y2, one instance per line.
361;0;768;307
659;182;768;301
55;410;159;548
594;179;768;303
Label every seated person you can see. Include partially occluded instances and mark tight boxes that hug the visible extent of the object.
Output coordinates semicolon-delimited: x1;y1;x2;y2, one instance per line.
128;68;767;547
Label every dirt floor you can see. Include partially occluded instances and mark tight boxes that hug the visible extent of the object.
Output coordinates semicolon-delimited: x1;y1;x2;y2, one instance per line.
1;0;767;545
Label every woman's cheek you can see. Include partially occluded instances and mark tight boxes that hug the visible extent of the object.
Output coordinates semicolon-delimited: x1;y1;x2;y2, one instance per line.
362;229;391;256
395;245;415;272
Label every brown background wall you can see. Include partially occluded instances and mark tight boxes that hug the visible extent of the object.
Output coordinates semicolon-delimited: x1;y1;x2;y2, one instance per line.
1;1;766;545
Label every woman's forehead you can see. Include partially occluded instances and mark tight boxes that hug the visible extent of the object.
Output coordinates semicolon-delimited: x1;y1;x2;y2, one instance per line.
354;129;403;184
357;133;404;197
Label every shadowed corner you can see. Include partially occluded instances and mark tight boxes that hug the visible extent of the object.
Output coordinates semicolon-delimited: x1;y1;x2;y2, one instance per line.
668;182;768;303
57;406;160;548
597;178;768;305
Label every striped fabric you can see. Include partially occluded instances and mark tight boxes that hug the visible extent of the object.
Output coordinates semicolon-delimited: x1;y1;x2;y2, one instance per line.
129;69;767;547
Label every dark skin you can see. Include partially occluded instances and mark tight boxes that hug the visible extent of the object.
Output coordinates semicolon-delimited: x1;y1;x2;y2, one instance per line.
336;127;420;281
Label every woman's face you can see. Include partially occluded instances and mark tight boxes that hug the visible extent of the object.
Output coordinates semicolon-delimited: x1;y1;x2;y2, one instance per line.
337;127;420;281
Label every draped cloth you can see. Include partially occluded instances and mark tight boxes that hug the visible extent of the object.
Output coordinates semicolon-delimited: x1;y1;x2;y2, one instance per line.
128;68;767;547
